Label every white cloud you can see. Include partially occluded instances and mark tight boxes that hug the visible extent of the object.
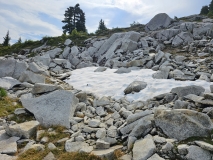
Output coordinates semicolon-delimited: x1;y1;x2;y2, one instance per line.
0;0;210;44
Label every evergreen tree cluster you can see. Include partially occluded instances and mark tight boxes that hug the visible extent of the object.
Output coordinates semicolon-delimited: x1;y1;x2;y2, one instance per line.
200;0;213;16
62;4;86;34
95;19;108;34
2;31;11;46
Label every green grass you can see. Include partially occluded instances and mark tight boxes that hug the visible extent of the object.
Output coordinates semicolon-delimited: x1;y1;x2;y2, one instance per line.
17;125;103;160
37;125;69;144
17;149;103;160
0;40;42;57
0;88;7;97
0;97;23;117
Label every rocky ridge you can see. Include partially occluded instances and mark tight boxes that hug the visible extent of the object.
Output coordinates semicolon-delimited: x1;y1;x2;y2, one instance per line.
1;13;213;159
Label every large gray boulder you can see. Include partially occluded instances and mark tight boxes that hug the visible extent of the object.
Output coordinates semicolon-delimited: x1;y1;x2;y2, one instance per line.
172;32;194;47
154;109;213;141
124;81;147;95
21;90;79;128
186;145;212;160
19;71;45;84
145;13;173;32
133;135;156;160
0;59;16;78
171;85;205;97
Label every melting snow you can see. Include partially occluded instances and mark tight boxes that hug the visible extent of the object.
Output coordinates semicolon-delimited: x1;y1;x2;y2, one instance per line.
66;67;213;102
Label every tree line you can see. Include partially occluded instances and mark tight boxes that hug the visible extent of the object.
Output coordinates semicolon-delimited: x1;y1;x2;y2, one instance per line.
200;0;213;16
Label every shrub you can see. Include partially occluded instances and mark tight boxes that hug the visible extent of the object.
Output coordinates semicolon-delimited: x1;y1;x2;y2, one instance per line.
71;29;79;37
0;88;7;97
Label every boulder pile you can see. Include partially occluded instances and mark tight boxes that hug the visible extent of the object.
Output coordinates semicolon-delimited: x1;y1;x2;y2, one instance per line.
1;13;213;160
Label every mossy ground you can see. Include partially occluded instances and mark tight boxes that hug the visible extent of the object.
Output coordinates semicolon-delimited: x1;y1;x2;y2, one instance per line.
0;97;23;117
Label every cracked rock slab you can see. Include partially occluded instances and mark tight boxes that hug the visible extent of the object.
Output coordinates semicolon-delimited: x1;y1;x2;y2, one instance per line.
21;90;79;128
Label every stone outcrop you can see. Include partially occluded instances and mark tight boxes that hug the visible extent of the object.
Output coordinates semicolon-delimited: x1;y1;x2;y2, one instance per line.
154;109;213;141
21;90;79;128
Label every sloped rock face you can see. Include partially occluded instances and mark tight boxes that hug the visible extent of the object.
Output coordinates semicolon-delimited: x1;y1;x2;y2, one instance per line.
95;31;141;65
21;90;79;128
154;109;213;141
145;13;173;32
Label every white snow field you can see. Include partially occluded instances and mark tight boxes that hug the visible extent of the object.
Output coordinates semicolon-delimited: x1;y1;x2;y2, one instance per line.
66;67;213;102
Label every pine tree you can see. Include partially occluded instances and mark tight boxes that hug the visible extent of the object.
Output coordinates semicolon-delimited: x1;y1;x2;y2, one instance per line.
17;37;22;44
200;5;209;15
98;19;107;31
76;11;86;32
62;4;86;34
3;30;11;46
96;19;107;34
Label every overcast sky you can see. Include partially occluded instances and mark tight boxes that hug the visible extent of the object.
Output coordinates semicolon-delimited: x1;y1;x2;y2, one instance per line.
0;0;211;44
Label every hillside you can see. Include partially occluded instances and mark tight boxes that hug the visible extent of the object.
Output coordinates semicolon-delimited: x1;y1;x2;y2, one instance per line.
1;13;213;160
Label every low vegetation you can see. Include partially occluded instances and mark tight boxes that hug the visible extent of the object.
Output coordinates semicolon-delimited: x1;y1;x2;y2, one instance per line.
0;87;7;97
0;96;22;117
17;125;104;160
17;149;102;160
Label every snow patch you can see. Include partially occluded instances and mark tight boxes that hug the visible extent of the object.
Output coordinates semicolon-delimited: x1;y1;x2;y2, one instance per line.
66;67;213;102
